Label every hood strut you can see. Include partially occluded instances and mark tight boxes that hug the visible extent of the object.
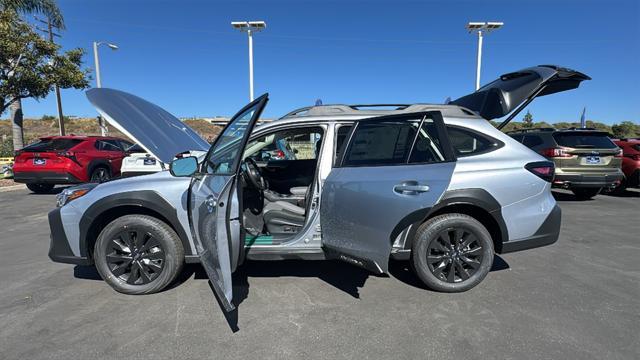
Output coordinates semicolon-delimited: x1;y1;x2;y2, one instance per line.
496;84;548;130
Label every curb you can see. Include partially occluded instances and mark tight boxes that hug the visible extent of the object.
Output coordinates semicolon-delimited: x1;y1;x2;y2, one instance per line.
0;184;27;193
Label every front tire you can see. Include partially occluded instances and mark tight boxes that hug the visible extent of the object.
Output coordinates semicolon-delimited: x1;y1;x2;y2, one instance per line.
411;214;494;293
571;187;601;200
94;215;184;295
26;183;54;193
90;166;111;183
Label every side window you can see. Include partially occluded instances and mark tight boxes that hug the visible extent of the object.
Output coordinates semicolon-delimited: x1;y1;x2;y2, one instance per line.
343;120;419;166
244;127;323;162
334;125;352;163
118;140;134;151
522;135;543;148
409;118;446;163
447;126;497;156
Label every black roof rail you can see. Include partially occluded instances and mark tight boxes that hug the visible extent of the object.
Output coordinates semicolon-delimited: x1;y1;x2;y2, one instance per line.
348;104;411;110
561;127;597;131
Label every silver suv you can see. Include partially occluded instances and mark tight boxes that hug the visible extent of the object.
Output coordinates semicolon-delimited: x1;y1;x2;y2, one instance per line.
48;65;588;313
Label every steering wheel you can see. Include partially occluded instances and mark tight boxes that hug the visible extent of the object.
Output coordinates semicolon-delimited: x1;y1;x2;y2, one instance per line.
242;158;267;190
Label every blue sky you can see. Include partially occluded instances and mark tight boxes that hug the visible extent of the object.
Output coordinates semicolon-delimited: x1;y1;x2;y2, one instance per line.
17;0;640;124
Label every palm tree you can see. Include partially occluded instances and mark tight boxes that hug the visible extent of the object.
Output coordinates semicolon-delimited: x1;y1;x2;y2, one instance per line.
1;0;64;150
0;0;64;28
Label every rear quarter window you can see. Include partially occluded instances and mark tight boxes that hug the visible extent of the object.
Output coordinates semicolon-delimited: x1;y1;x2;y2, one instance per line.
447;126;500;156
23;139;83;152
553;132;617;149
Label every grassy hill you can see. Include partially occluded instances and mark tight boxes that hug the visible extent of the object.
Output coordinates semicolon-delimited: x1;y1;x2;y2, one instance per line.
0;118;223;156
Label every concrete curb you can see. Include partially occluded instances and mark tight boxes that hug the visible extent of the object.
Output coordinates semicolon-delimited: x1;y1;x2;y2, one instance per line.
0;184;27;193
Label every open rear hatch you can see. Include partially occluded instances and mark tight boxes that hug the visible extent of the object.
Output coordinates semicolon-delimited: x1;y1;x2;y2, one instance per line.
450;65;591;129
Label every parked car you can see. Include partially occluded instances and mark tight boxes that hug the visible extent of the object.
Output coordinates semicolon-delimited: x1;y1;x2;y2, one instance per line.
612;138;640;191
49;65;586;313
119;144;163;177
13;135;134;193
508;128;623;199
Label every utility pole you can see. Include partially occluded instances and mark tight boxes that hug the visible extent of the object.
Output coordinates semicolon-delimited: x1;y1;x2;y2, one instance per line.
35;16;65;135
92;41;118;136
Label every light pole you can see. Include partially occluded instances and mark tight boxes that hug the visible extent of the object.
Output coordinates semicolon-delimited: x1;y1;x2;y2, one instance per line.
466;22;503;90
231;21;266;101
92;41;118;135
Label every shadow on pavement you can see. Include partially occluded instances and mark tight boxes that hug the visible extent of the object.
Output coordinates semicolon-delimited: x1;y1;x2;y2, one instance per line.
602;188;640;198
73;265;102;280
388;255;510;290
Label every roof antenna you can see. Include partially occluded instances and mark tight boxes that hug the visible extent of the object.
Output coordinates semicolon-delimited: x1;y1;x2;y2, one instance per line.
315;99;323;106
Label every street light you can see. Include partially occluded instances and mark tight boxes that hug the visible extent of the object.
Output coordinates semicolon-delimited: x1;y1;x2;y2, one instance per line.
231;21;266;101
92;41;118;88
466;21;503;90
92;41;118;135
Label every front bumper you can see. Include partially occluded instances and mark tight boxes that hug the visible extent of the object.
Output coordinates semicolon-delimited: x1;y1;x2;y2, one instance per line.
14;171;82;184
501;205;561;253
48;207;92;265
553;172;624;189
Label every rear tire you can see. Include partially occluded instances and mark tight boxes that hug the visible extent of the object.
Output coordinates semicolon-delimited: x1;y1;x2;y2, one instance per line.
411;213;494;293
90;166;111;183
94;214;184;295
26;183;54;194
571;187;601;200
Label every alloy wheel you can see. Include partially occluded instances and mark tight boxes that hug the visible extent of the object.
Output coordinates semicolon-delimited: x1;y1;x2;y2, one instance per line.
91;168;110;183
106;229;165;285
426;227;484;283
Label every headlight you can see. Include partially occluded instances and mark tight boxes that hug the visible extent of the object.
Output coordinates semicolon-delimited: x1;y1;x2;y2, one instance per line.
56;184;97;207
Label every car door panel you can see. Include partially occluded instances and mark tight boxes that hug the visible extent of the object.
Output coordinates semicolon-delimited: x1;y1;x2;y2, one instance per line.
320;111;456;274
260;159;317;194
187;94;268;312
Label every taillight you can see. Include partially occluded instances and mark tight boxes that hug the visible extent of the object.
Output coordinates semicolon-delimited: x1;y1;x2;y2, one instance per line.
614;149;623;158
626;153;640;161
540;148;572;158
525;161;555;183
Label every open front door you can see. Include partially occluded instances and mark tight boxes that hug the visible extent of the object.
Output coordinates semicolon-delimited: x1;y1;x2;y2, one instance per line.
188;94;268;311
320;112;457;274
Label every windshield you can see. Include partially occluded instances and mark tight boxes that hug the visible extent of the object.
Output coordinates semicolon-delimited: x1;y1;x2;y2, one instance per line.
553;132;617;149
23;138;83;152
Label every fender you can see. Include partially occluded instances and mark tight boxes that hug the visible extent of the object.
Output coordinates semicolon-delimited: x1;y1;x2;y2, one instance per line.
392;188;509;252
78;190;191;259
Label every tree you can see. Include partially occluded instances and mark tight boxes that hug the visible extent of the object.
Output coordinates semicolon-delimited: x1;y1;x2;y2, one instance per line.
0;0;64;28
611;121;639;139
522;110;534;128
0;10;89;150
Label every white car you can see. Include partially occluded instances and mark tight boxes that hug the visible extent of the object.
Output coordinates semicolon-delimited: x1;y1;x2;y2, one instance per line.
120;144;206;178
120;144;163;177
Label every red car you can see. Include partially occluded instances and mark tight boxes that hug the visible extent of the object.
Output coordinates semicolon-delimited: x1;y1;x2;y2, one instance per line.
13;135;134;193
613;138;640;190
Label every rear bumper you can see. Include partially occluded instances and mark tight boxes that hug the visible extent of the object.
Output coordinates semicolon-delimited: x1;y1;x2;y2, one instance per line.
553;172;624;188
120;170;159;178
14;171;82;184
501;205;561;253
48;208;92;265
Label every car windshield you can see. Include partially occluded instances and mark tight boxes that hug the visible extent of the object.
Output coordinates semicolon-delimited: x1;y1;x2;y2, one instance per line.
22;138;83;152
553;132;617;149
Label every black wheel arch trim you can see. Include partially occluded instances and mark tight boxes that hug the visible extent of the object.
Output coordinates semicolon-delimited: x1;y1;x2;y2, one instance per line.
392;188;509;253
78;190;192;261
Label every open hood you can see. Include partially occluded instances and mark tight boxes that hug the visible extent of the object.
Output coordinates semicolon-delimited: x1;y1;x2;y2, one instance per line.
86;88;210;163
450;65;591;129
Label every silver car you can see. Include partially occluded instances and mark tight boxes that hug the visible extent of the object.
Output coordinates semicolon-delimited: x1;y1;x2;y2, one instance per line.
48;65;588;312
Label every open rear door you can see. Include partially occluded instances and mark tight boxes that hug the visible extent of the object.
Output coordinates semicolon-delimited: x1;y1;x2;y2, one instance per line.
188;94;268;311
450;65;590;129
320;112;457;274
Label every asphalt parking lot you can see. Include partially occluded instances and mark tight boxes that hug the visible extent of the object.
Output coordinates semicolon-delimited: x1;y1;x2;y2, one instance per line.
0;187;638;359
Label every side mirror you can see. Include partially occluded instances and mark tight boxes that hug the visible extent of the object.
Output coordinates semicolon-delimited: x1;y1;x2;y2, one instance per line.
170;156;198;177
